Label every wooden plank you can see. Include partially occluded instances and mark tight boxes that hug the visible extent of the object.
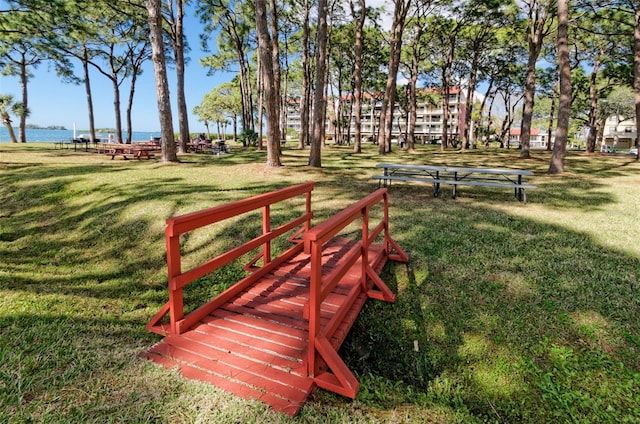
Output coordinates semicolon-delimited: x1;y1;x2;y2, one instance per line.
173;334;308;383
143;344;310;416
231;286;344;326
328;293;368;349
376;163;445;172
166;182;314;236
221;302;311;332
144;237;397;415
232;271;354;321
231;285;307;316
157;334;311;391
209;308;309;342
244;278;309;303
192;322;307;370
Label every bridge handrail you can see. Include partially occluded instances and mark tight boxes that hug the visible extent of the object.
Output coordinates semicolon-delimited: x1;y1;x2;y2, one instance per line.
303;188;402;390
148;182;315;335
303;188;390;308
303;189;387;250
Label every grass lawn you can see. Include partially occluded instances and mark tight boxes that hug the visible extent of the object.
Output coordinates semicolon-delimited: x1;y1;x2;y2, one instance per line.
1;141;639;423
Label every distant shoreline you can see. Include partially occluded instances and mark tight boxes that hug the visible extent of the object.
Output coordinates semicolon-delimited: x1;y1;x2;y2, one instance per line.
25;125;124;132
0;128;161;143
26;124;67;131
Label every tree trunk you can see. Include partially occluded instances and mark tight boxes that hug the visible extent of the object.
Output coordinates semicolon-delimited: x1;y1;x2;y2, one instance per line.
239;56;253;132
257;52;264;150
322;50;330;149
146;0;178;162
441;68;451;150
634;7;640;160
462;50;479;151
256;0;281;167
309;0;328;167
547;81;557;151
269;0;282;153
220;11;254;135
298;0;311;150
520;51;538;157
233;113;238;141
406;21;424;152
174;0;190;153
111;76;124;143
582;57;600;153
126;70;137;144
82;47;97;143
333;68;344;145
548;0;570;174
2;113;18;143
350;0;365;153
19;59;27;143
377;0;410;154
281;40;289;149
520;0;552;158
479;80;494;145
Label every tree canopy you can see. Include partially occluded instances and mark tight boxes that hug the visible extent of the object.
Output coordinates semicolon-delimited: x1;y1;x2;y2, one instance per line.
1;0;638;166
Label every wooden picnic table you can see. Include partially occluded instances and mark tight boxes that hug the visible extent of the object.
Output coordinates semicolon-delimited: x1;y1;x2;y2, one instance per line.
372;163;536;202
100;143;160;160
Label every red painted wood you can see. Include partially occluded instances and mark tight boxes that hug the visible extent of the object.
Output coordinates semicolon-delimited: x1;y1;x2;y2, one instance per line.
145;185;410;416
209;309;308;341
160;183;315;335
164;332;309;385
221;301;312;333
200;316;308;357
142;345;308;416
301;190;404;394
145;239;390;415
166;182;315;236
193;320;303;356
175;217;309;289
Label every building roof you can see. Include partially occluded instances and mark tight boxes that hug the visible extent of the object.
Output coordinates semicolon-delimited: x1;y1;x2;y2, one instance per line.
510;128;541;136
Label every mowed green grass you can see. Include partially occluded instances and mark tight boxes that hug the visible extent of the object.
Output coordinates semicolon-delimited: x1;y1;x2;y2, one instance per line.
1;141;639;423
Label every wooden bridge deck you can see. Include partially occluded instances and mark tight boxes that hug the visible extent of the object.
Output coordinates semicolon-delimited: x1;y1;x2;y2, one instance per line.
142;238;389;416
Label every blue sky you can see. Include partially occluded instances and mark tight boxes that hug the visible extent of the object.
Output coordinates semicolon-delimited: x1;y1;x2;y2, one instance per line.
0;7;233;133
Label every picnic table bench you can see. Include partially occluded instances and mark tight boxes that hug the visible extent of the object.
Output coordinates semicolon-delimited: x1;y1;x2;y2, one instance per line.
53;139;90;151
372;163;536;202
53;140;72;150
101;143;160;160
187;140;232;154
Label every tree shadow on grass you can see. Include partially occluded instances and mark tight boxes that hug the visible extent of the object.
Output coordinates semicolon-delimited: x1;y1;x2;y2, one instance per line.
0;162;296;301
0;311;187;421
340;185;640;422
2;147;639;421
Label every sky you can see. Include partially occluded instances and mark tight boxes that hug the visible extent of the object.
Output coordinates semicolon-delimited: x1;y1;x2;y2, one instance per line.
0;2;394;134
0;5;233;133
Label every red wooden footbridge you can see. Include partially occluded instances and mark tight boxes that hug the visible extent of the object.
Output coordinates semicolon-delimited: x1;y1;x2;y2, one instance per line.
142;182;408;416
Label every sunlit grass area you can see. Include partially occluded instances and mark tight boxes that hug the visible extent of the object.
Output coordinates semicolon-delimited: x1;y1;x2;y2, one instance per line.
1;141;639;422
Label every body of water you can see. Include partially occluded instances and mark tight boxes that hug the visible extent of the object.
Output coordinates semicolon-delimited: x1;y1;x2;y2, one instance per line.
0;128;161;143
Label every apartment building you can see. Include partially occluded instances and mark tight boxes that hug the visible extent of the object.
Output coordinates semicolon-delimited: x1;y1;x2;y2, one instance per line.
286;88;482;143
508;128;553;149
601;116;637;150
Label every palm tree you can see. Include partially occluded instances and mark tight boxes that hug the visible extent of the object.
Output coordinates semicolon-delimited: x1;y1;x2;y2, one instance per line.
0;95;19;143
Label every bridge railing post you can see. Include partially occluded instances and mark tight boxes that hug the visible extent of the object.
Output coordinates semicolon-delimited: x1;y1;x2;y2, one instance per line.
166;230;184;334
262;205;271;265
360;204;370;291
